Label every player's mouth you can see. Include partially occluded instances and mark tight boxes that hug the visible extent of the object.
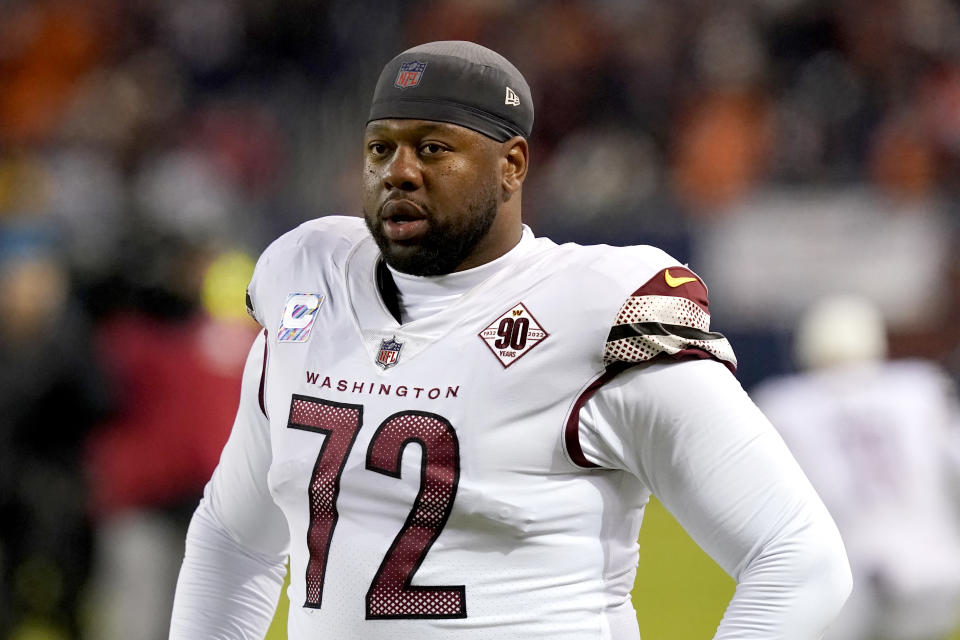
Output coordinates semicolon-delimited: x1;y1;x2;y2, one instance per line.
381;199;429;242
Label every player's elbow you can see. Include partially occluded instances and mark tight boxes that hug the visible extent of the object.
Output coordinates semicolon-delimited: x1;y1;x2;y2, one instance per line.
741;517;853;631
803;528;852;615
779;520;853;627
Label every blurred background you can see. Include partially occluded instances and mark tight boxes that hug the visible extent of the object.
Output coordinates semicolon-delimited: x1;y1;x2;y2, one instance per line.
1;0;959;638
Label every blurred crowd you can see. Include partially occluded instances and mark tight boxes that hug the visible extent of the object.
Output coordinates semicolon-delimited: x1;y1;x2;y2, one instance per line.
1;0;959;638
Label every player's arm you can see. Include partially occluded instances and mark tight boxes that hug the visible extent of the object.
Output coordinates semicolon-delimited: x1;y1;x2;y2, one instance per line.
579;359;852;638
169;330;289;639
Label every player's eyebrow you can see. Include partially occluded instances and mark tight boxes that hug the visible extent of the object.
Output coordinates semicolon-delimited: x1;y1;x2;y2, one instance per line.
364;121;460;139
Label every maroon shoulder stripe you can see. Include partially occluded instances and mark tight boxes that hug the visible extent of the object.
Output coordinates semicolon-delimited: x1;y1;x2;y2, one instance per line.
564;350;735;469
258;328;269;418
564;363;633;468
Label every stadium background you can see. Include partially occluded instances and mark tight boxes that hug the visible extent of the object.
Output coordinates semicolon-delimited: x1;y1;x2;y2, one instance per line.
0;0;958;638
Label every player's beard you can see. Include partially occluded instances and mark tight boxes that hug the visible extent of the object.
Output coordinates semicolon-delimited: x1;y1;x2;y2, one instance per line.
365;181;500;276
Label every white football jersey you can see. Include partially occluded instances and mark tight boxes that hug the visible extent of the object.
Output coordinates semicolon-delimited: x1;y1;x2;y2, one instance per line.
173;215;852;640
241;216;733;638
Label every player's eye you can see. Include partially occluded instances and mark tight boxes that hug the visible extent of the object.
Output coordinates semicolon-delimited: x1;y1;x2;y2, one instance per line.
420;143;446;156
368;142;389;156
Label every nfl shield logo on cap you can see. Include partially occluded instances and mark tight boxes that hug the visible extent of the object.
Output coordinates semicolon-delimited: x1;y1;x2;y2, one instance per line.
376;336;404;369
394;61;427;89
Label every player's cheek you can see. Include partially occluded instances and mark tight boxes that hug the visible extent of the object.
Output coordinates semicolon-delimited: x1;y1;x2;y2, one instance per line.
361;168;381;205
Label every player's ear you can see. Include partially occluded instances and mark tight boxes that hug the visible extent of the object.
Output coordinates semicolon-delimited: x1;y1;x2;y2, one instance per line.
501;136;528;199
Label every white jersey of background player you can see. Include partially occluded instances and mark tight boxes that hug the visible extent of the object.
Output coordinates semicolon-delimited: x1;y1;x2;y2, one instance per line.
754;295;960;640
170;41;851;639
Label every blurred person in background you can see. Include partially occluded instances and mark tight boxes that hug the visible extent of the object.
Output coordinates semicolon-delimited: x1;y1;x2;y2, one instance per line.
754;294;960;640
0;223;107;640
83;231;258;640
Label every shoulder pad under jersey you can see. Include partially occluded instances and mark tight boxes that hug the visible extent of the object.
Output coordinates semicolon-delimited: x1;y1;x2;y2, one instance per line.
603;256;737;373
245;216;367;327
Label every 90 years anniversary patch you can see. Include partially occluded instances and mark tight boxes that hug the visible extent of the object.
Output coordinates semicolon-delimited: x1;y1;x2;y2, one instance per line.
479;302;548;368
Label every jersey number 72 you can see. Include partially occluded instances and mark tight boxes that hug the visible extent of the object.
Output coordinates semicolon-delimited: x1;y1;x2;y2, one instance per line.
287;394;466;619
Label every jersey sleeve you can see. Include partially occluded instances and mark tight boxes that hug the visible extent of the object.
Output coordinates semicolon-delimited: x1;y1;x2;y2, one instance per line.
170;331;289;638
577;359;852;638
603;265;736;372
563;256;738;469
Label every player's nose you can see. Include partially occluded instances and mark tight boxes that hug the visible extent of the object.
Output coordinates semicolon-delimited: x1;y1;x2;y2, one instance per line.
382;144;422;192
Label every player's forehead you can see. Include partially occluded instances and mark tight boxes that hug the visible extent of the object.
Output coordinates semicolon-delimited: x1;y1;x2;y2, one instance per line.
364;119;487;143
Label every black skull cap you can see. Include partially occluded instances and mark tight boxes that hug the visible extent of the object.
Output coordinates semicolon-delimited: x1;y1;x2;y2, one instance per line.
367;41;534;142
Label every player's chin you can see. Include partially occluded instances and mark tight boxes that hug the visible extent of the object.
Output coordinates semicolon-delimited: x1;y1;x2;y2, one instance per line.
382;244;455;277
382;243;427;272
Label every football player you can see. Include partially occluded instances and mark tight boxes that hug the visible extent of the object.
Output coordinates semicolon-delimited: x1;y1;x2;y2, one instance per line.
170;41;851;639
754;295;960;640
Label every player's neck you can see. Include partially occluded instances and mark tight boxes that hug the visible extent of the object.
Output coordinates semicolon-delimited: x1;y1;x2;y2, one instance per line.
382;226;536;323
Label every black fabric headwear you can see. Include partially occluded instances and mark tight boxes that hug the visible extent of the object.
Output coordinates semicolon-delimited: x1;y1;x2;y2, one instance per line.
367;41;534;142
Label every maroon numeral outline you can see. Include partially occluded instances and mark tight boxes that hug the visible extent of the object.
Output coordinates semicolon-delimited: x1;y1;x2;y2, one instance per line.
365;411;465;619
287;397;465;618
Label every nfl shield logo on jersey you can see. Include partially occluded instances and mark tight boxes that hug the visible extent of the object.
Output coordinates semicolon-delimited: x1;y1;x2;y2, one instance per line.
394;61;427;89
376;336;404;369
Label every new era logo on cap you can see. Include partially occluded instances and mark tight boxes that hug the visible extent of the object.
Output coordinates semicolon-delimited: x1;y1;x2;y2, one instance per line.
505;86;520;106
